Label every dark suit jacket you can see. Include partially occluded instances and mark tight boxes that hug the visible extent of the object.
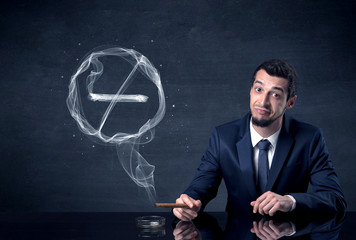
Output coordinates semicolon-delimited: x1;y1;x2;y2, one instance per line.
184;113;346;214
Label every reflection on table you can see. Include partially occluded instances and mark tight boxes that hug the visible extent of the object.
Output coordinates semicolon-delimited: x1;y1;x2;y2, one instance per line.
0;211;353;239
173;211;346;240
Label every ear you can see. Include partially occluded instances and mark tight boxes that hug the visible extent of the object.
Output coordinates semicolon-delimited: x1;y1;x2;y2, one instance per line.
286;95;297;109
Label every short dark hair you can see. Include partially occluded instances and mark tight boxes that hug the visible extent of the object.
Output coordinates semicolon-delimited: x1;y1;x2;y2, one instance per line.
252;59;298;100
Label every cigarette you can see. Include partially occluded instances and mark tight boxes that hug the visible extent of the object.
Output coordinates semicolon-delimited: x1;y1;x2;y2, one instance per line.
155;203;189;208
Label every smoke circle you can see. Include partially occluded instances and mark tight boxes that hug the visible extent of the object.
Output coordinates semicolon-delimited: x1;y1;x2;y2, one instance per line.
66;47;166;144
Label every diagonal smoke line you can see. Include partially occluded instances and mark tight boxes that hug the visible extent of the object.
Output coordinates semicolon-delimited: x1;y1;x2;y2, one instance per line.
98;61;140;134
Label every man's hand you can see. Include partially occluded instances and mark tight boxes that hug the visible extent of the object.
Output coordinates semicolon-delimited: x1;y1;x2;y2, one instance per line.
251;219;294;240
250;191;293;216
173;221;201;240
173;194;202;221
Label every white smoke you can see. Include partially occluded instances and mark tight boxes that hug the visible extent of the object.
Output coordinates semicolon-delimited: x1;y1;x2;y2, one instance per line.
66;47;166;204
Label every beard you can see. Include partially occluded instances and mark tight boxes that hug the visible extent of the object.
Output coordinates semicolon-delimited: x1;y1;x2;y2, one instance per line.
251;116;275;127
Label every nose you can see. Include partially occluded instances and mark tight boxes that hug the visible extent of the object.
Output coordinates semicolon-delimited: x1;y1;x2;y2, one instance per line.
259;93;270;107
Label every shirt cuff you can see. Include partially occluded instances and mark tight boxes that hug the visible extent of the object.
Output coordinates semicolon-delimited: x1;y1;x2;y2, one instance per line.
285;195;296;211
286;221;296;236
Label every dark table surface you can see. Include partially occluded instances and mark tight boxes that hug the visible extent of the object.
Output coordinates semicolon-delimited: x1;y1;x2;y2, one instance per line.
0;211;354;239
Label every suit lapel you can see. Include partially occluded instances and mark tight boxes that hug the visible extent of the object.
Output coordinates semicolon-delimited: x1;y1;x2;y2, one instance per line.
266;120;294;191
236;123;258;199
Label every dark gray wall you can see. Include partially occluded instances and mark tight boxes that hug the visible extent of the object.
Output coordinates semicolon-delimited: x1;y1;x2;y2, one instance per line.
0;0;355;212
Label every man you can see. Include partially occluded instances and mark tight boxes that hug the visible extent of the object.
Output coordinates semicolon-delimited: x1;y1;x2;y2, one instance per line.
173;59;346;221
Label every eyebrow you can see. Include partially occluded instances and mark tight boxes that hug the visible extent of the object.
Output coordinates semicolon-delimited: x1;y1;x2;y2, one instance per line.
254;80;285;93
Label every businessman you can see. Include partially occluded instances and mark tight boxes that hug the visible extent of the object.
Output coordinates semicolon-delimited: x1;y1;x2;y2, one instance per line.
173;59;346;221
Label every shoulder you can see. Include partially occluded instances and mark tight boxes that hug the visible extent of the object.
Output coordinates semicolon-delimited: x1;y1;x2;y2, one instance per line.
213;113;250;139
284;115;323;139
217;113;249;130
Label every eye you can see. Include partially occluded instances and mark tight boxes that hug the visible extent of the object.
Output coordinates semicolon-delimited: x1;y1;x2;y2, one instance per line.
255;87;262;92
272;93;280;98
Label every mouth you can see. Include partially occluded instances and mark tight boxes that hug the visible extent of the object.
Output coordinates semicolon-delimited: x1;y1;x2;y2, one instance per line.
254;106;271;115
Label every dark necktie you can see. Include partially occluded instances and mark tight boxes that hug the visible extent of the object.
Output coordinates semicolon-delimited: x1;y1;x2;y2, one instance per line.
257;140;271;194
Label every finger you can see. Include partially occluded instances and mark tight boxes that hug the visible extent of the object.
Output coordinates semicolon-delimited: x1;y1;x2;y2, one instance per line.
176;197;184;203
180;194;195;208
192;200;202;212
174;224;195;240
262;198;277;215
256;220;270;240
173;208;193;221
253;200;260;214
174;196;198;221
258;198;270;215
173;208;183;219
174;231;185;240
262;221;279;239
173;226;184;237
182;209;198;219
181;227;198;239
182;195;201;213
253;194;267;213
251;221;261;236
258;194;275;215
253;223;268;240
252;197;261;213
183;230;198;240
179;209;198;221
173;232;182;240
268;201;281;216
176;221;191;232
194;199;202;208
177;212;193;222
268;220;282;236
251;221;257;233
173;223;184;235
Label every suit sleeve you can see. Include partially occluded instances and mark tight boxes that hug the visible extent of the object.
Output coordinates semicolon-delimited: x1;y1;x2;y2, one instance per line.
183;128;222;210
290;129;347;213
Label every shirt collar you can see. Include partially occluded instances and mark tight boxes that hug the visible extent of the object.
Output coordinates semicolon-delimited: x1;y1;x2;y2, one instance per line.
250;118;281;149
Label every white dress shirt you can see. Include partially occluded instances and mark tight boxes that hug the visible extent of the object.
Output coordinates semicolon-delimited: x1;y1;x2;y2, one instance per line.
250;119;281;178
249;118;296;211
